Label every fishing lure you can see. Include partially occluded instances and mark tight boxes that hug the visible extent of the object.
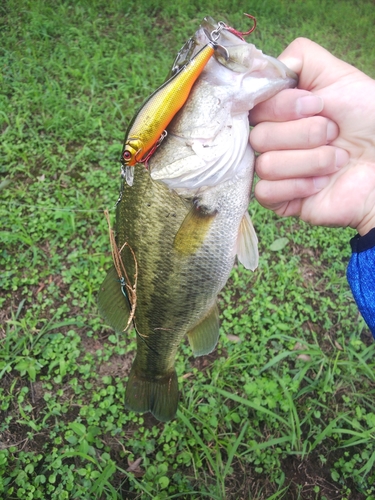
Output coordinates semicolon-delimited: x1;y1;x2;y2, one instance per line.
120;24;228;186
120;14;256;187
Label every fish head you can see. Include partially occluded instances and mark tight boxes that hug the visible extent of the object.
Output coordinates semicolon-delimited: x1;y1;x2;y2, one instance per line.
150;17;298;190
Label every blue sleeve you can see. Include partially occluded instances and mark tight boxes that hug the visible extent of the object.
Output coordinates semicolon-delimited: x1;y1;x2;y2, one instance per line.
347;228;375;337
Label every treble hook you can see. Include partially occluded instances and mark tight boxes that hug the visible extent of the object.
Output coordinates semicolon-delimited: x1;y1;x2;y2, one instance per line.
224;13;257;41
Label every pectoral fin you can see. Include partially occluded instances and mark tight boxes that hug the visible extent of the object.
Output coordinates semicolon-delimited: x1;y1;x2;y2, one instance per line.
236;211;259;271
98;266;131;333
187;303;220;357
174;204;217;255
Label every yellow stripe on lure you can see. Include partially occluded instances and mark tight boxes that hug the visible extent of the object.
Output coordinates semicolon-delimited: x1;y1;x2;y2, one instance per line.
121;23;229;186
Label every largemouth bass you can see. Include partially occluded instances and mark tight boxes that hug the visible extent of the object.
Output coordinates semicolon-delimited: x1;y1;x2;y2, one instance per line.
99;17;297;422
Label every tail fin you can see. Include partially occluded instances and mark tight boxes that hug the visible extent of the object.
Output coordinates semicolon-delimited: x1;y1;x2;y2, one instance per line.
125;366;179;422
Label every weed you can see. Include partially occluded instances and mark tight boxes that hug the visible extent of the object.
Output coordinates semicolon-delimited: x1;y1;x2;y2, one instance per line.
2;0;375;498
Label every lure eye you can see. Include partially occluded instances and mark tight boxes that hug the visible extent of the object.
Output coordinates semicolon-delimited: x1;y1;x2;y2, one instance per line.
123;150;132;161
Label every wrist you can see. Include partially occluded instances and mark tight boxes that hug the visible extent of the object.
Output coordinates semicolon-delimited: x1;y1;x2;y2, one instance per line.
350;227;375;253
356;212;375;237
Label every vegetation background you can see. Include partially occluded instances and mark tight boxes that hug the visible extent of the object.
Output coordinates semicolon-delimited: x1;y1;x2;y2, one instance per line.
1;0;375;498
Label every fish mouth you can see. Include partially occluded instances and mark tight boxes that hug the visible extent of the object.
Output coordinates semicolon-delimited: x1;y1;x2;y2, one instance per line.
198;16;298;83
170;16;298;84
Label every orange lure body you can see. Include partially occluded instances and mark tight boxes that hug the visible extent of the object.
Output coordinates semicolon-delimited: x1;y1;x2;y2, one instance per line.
122;42;216;169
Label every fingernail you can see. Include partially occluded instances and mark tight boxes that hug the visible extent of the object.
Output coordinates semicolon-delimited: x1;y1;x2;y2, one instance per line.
313;176;330;190
296;95;324;117
335;148;349;169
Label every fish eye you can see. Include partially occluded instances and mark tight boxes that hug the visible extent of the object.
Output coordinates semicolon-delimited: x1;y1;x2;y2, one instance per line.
123;151;132;161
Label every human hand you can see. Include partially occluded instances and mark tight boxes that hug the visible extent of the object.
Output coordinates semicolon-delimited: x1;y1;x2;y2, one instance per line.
249;37;375;236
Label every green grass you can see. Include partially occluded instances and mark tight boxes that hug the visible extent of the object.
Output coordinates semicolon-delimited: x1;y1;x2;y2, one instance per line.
1;0;375;498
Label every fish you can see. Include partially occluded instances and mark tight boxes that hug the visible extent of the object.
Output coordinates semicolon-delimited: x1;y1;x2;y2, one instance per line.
98;16;298;422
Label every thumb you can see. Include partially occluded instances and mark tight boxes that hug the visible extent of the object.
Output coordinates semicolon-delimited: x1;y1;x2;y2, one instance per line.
278;37;353;91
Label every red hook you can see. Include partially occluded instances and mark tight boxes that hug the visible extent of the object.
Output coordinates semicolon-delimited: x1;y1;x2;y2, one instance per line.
224;13;257;41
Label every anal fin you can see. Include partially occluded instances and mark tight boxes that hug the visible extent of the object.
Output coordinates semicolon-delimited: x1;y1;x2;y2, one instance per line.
98;266;131;333
187;303;220;357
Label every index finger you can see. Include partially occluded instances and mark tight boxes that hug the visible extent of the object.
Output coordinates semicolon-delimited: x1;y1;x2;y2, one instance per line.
249;88;323;125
